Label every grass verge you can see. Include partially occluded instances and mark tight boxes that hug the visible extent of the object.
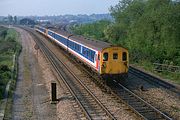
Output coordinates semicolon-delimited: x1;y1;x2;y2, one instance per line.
0;26;22;119
132;60;180;85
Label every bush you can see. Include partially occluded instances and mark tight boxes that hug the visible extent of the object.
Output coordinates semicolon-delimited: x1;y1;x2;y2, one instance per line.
0;30;7;39
0;86;5;99
0;65;10;72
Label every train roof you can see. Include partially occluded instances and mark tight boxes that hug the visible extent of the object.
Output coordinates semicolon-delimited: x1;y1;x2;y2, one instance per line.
70;35;112;51
48;28;127;51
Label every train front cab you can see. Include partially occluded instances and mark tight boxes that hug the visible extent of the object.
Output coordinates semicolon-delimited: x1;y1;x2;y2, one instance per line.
100;46;129;80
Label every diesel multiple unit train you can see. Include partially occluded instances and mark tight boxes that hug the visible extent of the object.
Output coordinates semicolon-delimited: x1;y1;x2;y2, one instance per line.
35;25;129;79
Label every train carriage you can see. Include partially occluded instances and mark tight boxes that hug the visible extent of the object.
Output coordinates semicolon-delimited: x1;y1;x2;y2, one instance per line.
35;25;129;79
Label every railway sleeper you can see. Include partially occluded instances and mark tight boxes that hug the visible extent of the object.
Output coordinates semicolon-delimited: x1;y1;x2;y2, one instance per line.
85;109;98;114
138;109;156;113
129;103;147;108
141;113;163;120
126;104;150;110
140;113;159;119
96;112;107;116
133;106;152;111
89;112;105;117
117;90;126;93
126;100;141;105
120;94;134;98
119;92;134;96
91;115;108;120
122;97;137;102
134;108;155;114
127;100;145;104
124;96;137;100
118;91;132;95
94;109;104;113
82;104;93;109
141;114;158;119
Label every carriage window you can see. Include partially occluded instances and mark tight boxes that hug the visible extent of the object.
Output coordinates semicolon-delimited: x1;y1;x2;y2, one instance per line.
91;52;95;61
103;52;108;61
113;53;118;60
122;52;127;61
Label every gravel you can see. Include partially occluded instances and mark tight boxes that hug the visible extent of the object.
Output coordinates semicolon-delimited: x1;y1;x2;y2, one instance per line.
138;88;180;119
126;66;180;119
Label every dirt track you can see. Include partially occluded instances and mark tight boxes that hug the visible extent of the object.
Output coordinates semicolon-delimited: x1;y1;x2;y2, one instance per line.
12;28;57;120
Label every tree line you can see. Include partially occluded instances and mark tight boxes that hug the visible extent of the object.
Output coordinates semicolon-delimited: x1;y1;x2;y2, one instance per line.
72;0;180;66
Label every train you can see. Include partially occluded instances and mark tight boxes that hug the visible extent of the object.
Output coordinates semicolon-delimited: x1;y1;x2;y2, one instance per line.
34;25;129;79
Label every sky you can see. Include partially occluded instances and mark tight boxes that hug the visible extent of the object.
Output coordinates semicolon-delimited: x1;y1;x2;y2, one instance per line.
0;0;120;16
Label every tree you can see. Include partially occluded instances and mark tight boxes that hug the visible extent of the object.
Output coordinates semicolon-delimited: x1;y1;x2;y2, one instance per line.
109;0;145;45
8;15;13;24
72;20;111;41
109;0;180;64
0;30;7;38
71;0;180;65
14;16;17;24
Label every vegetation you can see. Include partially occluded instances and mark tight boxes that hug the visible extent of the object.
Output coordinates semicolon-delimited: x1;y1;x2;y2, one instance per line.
71;0;180;83
109;0;180;65
0;26;21;100
71;20;111;41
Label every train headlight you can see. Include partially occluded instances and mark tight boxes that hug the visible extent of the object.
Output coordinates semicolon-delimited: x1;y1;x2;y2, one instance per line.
102;62;106;68
124;62;127;66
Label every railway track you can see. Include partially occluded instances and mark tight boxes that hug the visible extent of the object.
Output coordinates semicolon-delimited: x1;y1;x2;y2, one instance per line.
64;24;177;119
59;50;173;120
22;27;116;120
70;62;174;119
56;27;174;119
109;80;173;120
63;24;178;94
129;66;180;96
75;62;173;119
21;26;174;120
43;35;173;119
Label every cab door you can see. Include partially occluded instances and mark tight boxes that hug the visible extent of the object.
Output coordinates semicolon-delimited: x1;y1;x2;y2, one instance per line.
121;51;128;72
111;52;121;73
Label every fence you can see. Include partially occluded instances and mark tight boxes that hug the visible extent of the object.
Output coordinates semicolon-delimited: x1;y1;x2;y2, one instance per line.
153;63;180;73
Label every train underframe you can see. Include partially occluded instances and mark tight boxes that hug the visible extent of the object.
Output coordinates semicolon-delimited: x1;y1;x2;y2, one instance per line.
101;73;128;81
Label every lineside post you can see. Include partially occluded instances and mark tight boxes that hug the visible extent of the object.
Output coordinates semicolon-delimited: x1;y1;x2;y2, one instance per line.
34;44;39;61
51;81;57;104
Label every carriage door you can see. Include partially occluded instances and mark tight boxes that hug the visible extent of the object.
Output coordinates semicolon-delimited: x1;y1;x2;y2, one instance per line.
122;51;128;72
96;53;100;73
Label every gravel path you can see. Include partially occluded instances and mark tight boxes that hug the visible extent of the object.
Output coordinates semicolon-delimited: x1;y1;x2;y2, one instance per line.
12;28;57;120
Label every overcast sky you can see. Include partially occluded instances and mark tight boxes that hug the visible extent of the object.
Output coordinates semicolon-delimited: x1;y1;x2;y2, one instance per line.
0;0;120;16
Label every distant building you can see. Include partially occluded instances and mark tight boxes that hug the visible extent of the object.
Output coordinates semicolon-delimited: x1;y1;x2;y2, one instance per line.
36;19;51;26
2;17;8;23
19;18;35;25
